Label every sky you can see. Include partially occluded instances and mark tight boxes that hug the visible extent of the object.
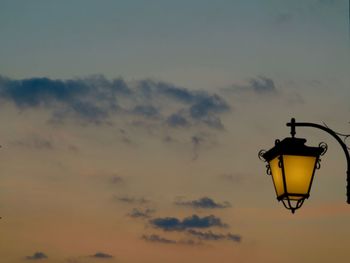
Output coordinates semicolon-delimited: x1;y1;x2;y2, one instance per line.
0;0;349;262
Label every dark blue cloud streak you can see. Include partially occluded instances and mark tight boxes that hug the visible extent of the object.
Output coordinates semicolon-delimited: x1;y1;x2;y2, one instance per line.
187;229;241;242
150;214;227;231
175;197;231;209
0;75;230;128
90;252;113;258
26;252;48;260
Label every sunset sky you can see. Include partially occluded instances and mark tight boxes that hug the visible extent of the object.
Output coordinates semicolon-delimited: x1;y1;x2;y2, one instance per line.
0;1;350;262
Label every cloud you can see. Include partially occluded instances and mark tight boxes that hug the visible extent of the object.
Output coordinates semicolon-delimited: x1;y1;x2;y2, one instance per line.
189;94;229;119
191;134;211;161
115;196;149;205
26;252;48;260
161;86;196;103
0;76;86;108
0;75;112;124
128;208;155;218
226;233;242;242
110;175;124;184
131;105;159;118
175;197;231;209
249;76;277;94
0;75;230;129
142;234;177;244
187;230;241;243
178;239;202;246
191;135;202;160
90;252;113;258
11;135;54;150
141;234;200;246
166;113;189;128
221;77;305;109
221;76;278;95
150;214;228;231
117;129;133;145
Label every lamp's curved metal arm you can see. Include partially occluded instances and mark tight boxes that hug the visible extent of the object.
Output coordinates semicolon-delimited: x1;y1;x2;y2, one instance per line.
287;118;350;204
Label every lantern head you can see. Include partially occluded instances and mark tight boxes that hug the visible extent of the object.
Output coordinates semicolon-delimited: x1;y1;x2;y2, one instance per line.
259;137;327;213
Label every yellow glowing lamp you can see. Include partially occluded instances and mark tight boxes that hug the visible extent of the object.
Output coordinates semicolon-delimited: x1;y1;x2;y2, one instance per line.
259;137;326;213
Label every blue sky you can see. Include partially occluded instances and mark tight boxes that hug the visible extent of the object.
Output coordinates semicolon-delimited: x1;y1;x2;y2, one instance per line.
1;0;348;89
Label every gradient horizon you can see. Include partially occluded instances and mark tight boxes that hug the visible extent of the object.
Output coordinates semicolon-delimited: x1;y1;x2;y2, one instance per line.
0;1;349;262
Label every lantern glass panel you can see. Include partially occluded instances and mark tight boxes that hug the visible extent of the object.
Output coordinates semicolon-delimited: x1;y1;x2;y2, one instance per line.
282;155;317;196
269;157;284;197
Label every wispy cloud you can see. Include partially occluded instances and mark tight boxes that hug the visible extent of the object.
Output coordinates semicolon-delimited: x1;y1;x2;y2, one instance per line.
187;229;241;243
0;75;230;129
166;112;190;128
221;76;278;95
249;76;277;94
11;135;54;150
90;252;113;258
191;135;203;161
150;214;228;231
141;234;201;246
115;196;149;205
110;175;124;184
142;234;177;244
220;76;303;107
175;197;231;209
131;105;160;118
128;208;155;218
25;252;48;260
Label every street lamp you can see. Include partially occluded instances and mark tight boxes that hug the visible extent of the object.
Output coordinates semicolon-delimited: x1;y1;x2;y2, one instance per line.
259;118;350;213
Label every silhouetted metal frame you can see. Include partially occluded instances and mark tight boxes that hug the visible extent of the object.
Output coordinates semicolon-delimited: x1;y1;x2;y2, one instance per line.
287;118;350;204
260;137;323;213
